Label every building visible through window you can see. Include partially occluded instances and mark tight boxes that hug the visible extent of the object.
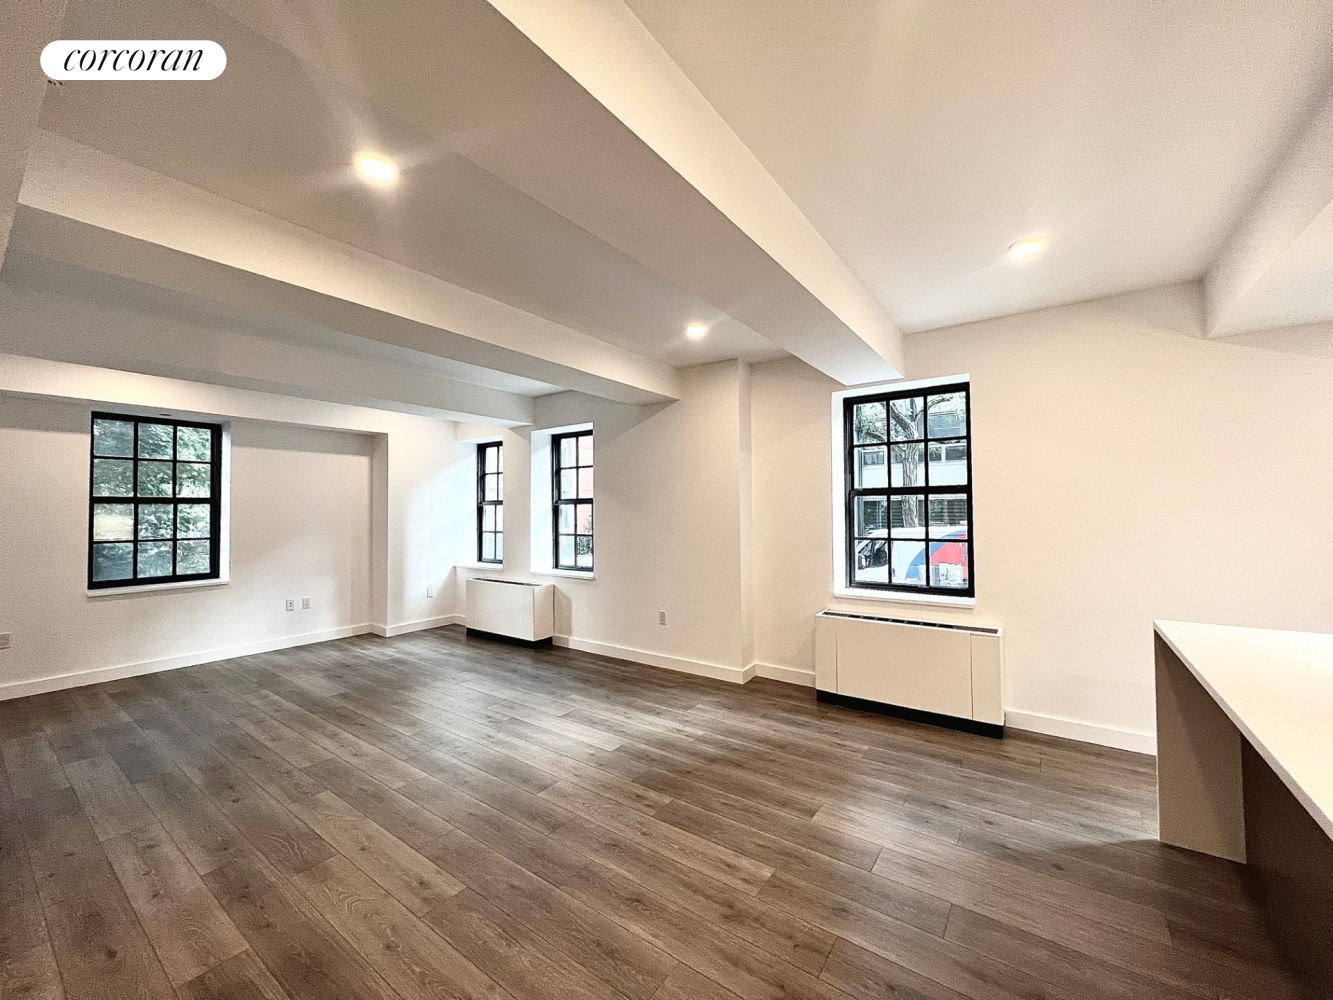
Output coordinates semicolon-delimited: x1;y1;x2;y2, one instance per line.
843;382;973;595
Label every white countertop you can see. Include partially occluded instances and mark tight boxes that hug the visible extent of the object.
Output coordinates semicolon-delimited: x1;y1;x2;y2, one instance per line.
1155;620;1333;841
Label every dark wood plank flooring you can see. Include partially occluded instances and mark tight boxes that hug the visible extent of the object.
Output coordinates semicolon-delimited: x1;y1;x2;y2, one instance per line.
0;626;1309;999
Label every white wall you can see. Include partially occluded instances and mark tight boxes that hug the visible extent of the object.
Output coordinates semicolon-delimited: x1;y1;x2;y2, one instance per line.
9;275;1331;750
753;283;1333;749
455;361;754;681
0;344;463;697
0;395;373;697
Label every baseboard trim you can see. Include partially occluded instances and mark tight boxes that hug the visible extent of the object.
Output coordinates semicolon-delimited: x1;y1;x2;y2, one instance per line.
367;614;463;638
753;663;816;687
0;624;372;702
817;689;1004;739
552;634;754;685
1005;709;1157;756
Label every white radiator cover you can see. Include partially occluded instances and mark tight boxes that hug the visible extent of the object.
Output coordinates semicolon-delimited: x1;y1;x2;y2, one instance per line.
814;610;1003;727
465;578;555;642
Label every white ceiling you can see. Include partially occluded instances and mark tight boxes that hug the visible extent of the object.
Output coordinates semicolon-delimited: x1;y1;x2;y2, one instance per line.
4;0;1333;423
12;0;904;405
622;0;1333;333
36;0;782;368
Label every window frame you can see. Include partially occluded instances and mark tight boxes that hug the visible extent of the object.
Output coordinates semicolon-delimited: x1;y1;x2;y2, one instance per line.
551;430;593;571
841;380;974;599
88;411;224;590
476;441;504;565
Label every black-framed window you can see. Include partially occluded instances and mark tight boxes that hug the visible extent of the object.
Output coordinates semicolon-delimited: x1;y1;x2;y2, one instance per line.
552;430;593;571
844;381;973;596
477;441;503;564
88;413;222;589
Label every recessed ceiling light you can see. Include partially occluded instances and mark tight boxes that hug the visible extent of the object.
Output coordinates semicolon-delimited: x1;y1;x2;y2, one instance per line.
685;322;708;341
354;152;399;185
1008;238;1045;259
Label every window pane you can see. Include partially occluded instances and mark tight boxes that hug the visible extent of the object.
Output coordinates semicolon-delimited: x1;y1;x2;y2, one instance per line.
578;434;593;466
482;506;495;531
559;535;575;567
176;463;212;497
854;496;887;538
929;541;969;588
176;426;212;462
854;446;887;488
852;539;887;584
890;443;925;488
560;470;577;500
137;541;173;577
576;503;593;534
138;422;174;459
559;504;574;533
890;495;925;538
93;419;134;457
92;458;134;497
494;506;503;530
484;474;499;501
495;535;503;561
137;503;174;540
560;437;577;466
482;534;496;561
177;540;210;575
138;461;173;497
575;535;592;568
578;468;593;498
927;392;967;438
928;439;968;486
928;495;968;539
889;397;924;440
484;446;499;473
891;540;927;586
92;542;134;581
92;503;134;541
178;504;211;538
852;402;885;444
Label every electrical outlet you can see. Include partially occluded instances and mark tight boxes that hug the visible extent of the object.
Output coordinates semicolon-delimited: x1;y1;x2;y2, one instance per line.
0;633;10;650
285;599;295;612
658;611;667;625
301;597;312;610
427;586;434;599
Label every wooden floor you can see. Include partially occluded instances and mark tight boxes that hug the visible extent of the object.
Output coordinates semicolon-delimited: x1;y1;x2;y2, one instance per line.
0;626;1308;1000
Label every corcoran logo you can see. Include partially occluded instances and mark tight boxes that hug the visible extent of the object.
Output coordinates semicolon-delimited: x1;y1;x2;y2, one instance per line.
41;40;226;80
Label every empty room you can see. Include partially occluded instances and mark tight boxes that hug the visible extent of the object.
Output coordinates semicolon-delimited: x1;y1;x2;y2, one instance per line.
2;1;1332;998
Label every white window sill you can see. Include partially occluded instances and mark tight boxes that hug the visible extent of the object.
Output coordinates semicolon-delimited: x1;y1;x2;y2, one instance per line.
531;568;595;581
455;562;504;572
88;577;229;598
832;585;975;608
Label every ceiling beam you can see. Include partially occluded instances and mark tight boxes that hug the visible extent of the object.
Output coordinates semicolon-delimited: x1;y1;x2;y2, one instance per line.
484;0;903;382
1206;90;1333;337
18;132;682;405
204;0;901;385
0;0;65;270
0;255;537;424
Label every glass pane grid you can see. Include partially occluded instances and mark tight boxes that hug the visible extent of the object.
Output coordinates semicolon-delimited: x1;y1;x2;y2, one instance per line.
477;442;504;563
845;384;971;595
90;415;219;587
553;432;593;570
